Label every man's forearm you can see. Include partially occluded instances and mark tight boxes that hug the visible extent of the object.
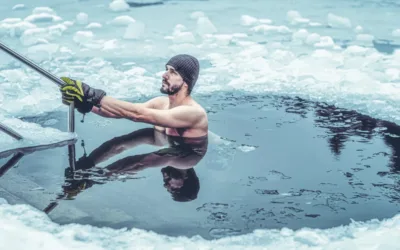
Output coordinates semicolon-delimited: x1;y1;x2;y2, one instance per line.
99;96;146;121
92;106;122;118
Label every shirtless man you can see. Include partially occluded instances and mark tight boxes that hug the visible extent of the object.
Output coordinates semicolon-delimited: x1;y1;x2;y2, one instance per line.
60;54;208;138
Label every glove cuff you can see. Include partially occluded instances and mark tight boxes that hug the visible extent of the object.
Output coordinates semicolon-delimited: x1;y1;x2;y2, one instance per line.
81;82;106;107
87;87;106;107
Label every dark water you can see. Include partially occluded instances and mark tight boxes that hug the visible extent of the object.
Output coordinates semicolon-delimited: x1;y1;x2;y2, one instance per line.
1;92;400;239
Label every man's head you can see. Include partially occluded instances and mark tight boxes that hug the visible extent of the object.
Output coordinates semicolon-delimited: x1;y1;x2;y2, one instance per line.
161;54;200;96
161;166;200;202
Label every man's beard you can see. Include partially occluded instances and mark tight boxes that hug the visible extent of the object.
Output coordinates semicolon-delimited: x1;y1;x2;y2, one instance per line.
160;81;184;95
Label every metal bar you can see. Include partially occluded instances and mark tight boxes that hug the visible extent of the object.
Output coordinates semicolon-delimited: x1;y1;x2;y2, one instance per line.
0;42;65;87
0;41;75;133
43;201;59;214
0;123;23;140
0;152;24;177
68;144;76;171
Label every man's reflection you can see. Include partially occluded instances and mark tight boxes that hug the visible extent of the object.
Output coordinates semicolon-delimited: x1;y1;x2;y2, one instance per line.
57;128;208;206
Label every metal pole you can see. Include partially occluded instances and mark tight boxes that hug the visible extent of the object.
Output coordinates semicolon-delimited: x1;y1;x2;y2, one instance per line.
0;123;23;140
0;42;75;131
0;41;76;169
0;42;66;87
0;152;24;177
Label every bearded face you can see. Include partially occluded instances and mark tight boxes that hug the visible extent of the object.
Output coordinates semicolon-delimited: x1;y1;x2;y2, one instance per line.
160;65;185;95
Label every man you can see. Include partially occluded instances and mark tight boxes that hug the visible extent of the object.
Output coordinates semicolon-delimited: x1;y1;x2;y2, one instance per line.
60;54;208;138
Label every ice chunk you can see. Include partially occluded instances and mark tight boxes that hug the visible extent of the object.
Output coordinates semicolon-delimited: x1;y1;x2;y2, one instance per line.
392;29;400;37
287;10;310;25
315;36;335;48
0;116;75;153
76;12;89;25
354;25;363;33
270;50;295;64
1;18;22;24
12;4;25;10
173;24;187;35
20;28;49;46
0;69;27;82
27;43;59;61
251;24;291;34
86;22;102;29
237;145;257;152
24;13;62;23
123;22;145;39
102;39;119;50
240;15;258;26
110;16;135;26
385;68;400;81
327;13;352;28
0;21;37;37
232;33;248;38
190;11;205;20
87;57;108;68
309;22;322;27
343;45;369;55
173;31;196;44
356;34;374;42
32;7;56;15
305;33;321;45
63;21;74;26
196;17;217;35
109;0;130;12
311;49;334;59
73;30;93;43
292;29;309;41
169;43;200;55
259;19;272;24
214;34;233;46
48;24;68;36
125;67;146;76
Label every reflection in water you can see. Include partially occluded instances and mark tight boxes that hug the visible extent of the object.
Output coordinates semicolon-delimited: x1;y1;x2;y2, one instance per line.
278;96;397;167
44;128;208;213
275;96;400;204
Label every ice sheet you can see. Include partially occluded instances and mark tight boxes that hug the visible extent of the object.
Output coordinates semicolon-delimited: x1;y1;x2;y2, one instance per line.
0;203;399;250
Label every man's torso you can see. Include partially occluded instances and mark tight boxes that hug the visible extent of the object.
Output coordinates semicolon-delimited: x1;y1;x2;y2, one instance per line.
152;96;208;138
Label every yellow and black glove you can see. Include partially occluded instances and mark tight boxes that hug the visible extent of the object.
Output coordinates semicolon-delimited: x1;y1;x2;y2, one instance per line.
60;77;106;114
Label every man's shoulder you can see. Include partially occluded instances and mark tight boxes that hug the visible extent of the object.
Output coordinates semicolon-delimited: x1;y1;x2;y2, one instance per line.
144;96;168;109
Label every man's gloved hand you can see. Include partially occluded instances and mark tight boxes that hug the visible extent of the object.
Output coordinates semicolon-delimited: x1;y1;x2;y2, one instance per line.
60;77;106;114
75;154;95;171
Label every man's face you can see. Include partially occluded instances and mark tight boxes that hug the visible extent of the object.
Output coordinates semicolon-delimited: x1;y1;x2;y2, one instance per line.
160;65;185;95
162;170;184;191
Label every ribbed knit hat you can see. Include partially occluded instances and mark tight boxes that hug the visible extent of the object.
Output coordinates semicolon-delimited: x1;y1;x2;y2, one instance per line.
166;54;200;92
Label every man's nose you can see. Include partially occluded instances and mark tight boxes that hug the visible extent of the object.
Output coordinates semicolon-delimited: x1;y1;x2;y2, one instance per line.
162;72;168;78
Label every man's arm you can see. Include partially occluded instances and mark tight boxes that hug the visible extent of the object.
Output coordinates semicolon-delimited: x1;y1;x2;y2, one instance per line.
88;128;162;165
98;96;204;128
91;96;166;118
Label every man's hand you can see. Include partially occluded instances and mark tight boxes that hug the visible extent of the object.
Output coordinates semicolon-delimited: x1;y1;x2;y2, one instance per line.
60;77;106;114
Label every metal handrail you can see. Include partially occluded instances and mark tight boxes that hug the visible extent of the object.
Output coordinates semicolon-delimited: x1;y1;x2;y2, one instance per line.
0;123;23;140
0;42;76;169
0;41;75;134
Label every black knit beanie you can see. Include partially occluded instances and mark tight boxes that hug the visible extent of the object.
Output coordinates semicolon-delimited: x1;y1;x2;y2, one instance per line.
166;54;200;93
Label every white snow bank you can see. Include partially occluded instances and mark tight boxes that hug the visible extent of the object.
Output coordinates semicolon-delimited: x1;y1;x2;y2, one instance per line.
0;203;399;249
0;114;75;153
